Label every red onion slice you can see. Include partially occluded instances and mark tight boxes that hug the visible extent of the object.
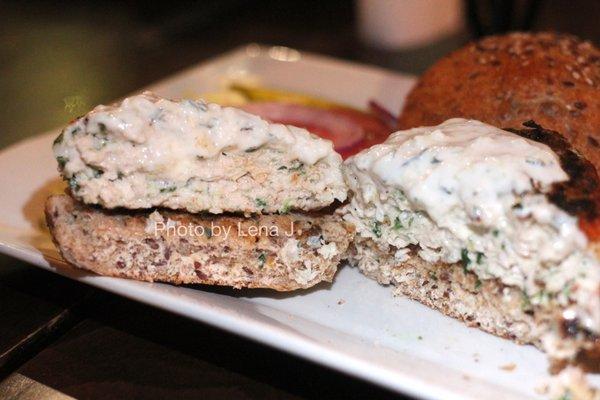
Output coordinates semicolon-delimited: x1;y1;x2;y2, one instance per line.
241;102;390;157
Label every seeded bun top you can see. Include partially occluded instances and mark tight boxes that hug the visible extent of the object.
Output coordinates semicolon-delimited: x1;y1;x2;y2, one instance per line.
398;32;600;171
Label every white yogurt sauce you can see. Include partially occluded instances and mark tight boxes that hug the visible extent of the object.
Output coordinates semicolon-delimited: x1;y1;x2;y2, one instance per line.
56;92;332;178
52;92;345;213
353;118;568;235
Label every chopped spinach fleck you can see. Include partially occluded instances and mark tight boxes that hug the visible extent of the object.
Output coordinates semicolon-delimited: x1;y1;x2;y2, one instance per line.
531;290;549;304
562;283;572;299
401;150;425;167
557;390;573;400
68;177;80;192
492;229;499;237
150;109;165;124
97;122;108;136
525;158;546;167
245;146;259;153
394;189;406;200
476;252;485;264
461;248;471;272
280;200;292;214
110;171;125;183
520;292;532;311
393;216;403;230
372;221;382;238
186;99;208;112
289;161;304;172
277;165;288;170
255;198;267;209
56;156;68;168
474;278;482;290
200;122;215;129
258;252;267;268
53;132;64;146
160;185;177;193
429;271;438;281
91;167;104;178
307;235;323;249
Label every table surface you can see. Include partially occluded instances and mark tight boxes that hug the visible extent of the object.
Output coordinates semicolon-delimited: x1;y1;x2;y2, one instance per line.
1;1;599;399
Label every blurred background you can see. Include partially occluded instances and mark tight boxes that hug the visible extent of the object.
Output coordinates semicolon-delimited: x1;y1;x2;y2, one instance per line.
1;0;599;148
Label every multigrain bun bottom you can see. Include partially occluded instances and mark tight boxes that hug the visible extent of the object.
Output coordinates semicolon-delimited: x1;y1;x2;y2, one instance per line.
45;195;354;291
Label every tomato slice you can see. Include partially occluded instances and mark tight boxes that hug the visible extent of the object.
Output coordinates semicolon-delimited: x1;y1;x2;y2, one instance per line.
580;217;600;241
241;102;391;158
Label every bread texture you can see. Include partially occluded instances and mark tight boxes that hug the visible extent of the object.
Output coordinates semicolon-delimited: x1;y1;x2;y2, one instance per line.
349;236;598;360
351;237;539;344
45;195;354;291
398;32;600;171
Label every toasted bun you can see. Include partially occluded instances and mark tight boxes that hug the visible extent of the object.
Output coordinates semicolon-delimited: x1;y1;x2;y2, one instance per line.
507;121;600;243
45;195;354;291
398;32;600;171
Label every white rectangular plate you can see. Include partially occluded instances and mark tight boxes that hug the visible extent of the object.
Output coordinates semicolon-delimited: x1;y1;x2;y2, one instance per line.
1;45;597;400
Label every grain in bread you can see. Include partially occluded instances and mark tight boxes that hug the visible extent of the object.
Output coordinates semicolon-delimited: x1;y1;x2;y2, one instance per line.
46;195;354;291
398;32;600;171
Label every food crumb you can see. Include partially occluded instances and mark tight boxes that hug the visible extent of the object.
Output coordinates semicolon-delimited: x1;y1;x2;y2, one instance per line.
417;335;423;340
534;384;548;395
337;299;345;305
499;363;516;372
546;366;599;400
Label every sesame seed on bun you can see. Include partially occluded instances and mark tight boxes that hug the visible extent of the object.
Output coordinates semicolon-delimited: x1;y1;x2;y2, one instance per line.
398;32;600;170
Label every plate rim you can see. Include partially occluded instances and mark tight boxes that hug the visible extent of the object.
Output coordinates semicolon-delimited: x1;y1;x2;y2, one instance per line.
0;44;542;400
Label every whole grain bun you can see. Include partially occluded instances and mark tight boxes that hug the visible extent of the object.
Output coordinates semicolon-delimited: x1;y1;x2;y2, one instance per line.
45;195;354;291
398;32;600;170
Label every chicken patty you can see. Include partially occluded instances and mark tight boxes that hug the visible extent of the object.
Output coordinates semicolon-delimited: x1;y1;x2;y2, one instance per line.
53;92;347;214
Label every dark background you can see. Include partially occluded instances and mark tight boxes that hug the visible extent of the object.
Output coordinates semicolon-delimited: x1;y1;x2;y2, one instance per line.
2;0;600;147
0;1;599;399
